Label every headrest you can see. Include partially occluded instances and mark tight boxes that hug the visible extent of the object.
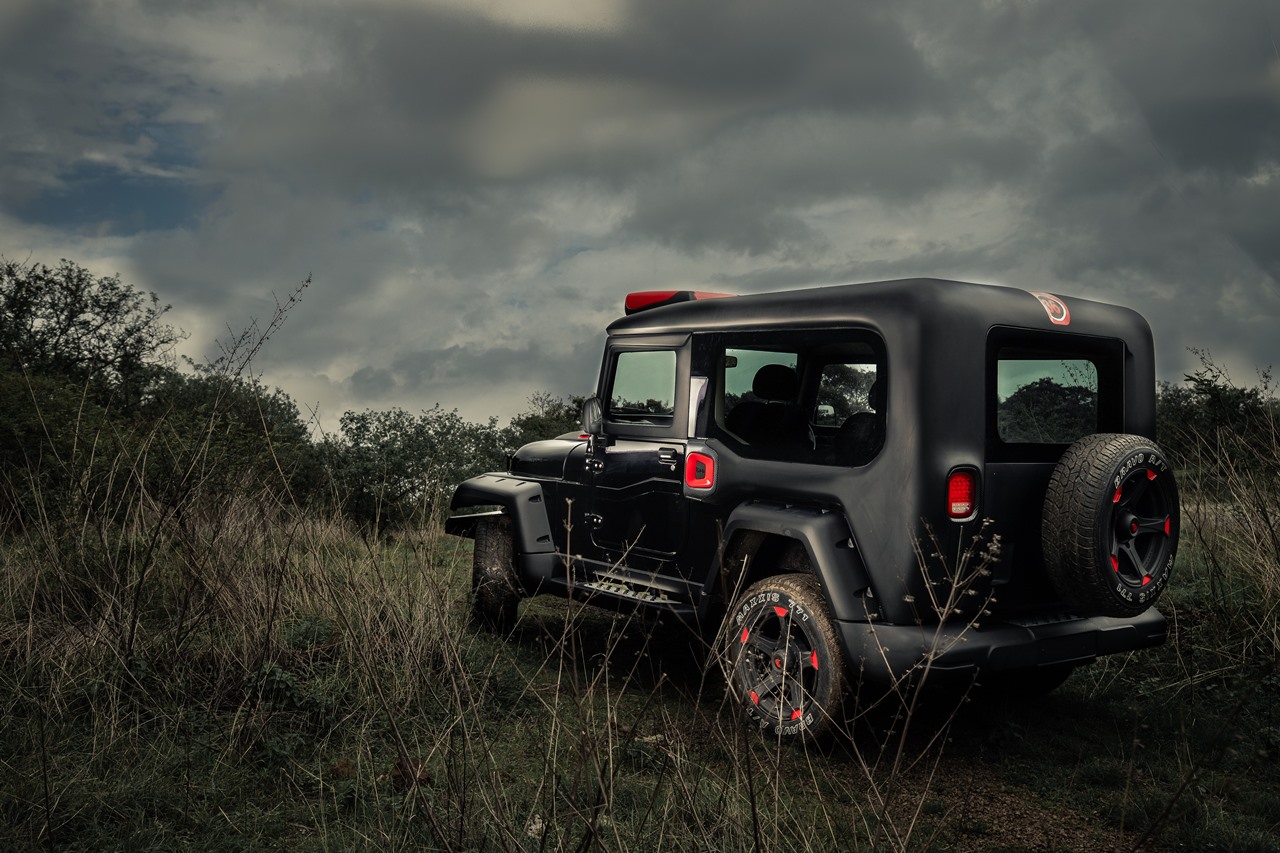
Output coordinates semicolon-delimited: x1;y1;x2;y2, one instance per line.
753;364;798;401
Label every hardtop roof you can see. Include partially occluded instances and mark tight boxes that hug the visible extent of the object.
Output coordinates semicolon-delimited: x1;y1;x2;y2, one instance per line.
606;278;1150;344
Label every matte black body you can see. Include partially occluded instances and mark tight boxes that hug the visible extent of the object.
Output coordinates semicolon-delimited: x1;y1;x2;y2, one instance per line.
446;278;1168;679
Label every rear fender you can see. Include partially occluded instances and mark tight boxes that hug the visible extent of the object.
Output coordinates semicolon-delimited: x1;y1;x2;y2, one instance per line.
708;502;872;622
447;473;554;555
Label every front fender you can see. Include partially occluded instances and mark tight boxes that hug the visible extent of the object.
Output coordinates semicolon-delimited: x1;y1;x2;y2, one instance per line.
447;473;554;555
713;502;871;622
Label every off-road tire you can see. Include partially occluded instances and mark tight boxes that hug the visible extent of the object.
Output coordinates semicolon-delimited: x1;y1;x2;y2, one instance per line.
724;573;848;740
1043;433;1179;617
472;517;521;631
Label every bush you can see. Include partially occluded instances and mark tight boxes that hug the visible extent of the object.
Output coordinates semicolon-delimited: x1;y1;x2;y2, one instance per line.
0;257;183;409
140;369;325;514
1157;353;1280;667
324;393;584;532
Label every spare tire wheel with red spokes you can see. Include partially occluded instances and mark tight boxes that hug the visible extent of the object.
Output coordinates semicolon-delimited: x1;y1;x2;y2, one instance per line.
726;573;847;740
1043;433;1180;618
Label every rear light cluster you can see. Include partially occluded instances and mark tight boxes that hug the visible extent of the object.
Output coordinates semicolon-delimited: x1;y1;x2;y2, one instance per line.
947;469;977;520
685;452;716;490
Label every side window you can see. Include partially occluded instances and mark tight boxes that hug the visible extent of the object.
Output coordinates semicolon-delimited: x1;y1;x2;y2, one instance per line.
707;333;885;466
723;349;798;412
816;363;879;427
718;348;804;454
608;350;677;424
996;358;1098;443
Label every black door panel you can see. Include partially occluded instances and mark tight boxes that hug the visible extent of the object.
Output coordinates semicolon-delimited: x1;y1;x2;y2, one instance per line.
588;440;687;566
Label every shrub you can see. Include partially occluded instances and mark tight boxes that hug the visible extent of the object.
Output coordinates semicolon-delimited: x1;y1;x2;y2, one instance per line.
1157;353;1279;666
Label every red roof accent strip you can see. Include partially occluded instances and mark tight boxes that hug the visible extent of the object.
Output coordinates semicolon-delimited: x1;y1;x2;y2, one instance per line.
624;290;734;315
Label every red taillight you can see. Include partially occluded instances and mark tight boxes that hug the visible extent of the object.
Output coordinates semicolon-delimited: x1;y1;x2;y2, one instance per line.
685;452;716;489
947;470;977;519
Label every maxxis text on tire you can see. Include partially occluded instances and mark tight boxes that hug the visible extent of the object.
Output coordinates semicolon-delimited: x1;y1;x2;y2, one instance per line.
725;573;848;741
472;516;521;631
1042;433;1179;618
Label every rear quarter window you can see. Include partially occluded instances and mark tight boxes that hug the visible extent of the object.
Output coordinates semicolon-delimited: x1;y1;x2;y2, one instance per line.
987;328;1126;460
997;359;1099;443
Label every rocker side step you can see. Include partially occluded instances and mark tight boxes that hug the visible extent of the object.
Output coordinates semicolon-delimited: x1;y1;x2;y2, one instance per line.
588;566;699;600
570;579;699;621
578;579;678;605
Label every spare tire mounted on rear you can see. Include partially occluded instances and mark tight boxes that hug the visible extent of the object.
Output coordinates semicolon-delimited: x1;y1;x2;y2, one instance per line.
1042;433;1180;618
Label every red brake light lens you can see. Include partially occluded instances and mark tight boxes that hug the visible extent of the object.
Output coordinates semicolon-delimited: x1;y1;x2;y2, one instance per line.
685;452;716;490
947;470;976;519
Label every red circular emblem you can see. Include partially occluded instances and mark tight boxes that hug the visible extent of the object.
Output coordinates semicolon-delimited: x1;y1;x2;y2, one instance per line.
1030;291;1071;325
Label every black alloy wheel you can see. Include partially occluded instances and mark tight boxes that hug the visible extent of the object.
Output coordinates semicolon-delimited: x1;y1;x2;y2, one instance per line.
726;573;847;740
1043;433;1180;617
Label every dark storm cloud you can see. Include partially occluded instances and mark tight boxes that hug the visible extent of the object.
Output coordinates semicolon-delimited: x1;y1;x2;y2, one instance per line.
622;0;939;111
1227;179;1280;285
341;339;603;423
3;0;1278;426
1081;0;1280;175
0;2;207;199
204;0;941;198
622;116;1040;257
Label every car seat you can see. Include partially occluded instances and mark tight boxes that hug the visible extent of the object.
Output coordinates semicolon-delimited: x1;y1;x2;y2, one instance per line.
835;376;885;465
725;364;811;452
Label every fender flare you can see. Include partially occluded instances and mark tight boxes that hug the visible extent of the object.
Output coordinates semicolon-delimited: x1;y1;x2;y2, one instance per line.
445;473;554;556
710;502;871;622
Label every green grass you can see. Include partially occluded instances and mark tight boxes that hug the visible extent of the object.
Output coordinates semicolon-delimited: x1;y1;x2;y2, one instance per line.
2;495;1278;852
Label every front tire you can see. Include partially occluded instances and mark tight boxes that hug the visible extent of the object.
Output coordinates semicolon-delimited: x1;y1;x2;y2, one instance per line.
1043;433;1179;617
724;573;848;740
471;517;521;631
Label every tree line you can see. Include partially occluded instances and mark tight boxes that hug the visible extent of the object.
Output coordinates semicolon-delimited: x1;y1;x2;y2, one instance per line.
0;257;582;534
3;256;1275;536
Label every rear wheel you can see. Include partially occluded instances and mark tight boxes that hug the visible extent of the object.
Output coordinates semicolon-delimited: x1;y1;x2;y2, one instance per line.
724;573;847;740
471;517;521;630
1043;434;1179;617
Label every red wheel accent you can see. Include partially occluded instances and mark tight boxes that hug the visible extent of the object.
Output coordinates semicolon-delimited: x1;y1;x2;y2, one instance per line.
726;574;847;740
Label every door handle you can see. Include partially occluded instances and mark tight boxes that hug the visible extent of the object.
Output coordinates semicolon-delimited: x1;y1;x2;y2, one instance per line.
658;447;680;469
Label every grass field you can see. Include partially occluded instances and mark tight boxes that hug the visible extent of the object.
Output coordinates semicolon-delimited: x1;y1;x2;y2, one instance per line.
2;482;1277;853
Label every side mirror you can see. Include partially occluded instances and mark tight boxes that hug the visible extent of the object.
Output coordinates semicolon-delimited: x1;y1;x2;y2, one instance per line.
581;395;604;436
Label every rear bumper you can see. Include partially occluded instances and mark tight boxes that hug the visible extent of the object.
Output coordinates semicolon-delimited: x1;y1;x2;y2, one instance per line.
838;608;1167;680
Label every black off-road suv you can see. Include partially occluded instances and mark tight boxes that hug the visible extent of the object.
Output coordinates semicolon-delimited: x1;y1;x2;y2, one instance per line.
446;279;1179;739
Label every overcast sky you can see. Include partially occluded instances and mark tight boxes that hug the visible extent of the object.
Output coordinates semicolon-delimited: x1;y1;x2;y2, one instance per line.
3;0;1278;430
